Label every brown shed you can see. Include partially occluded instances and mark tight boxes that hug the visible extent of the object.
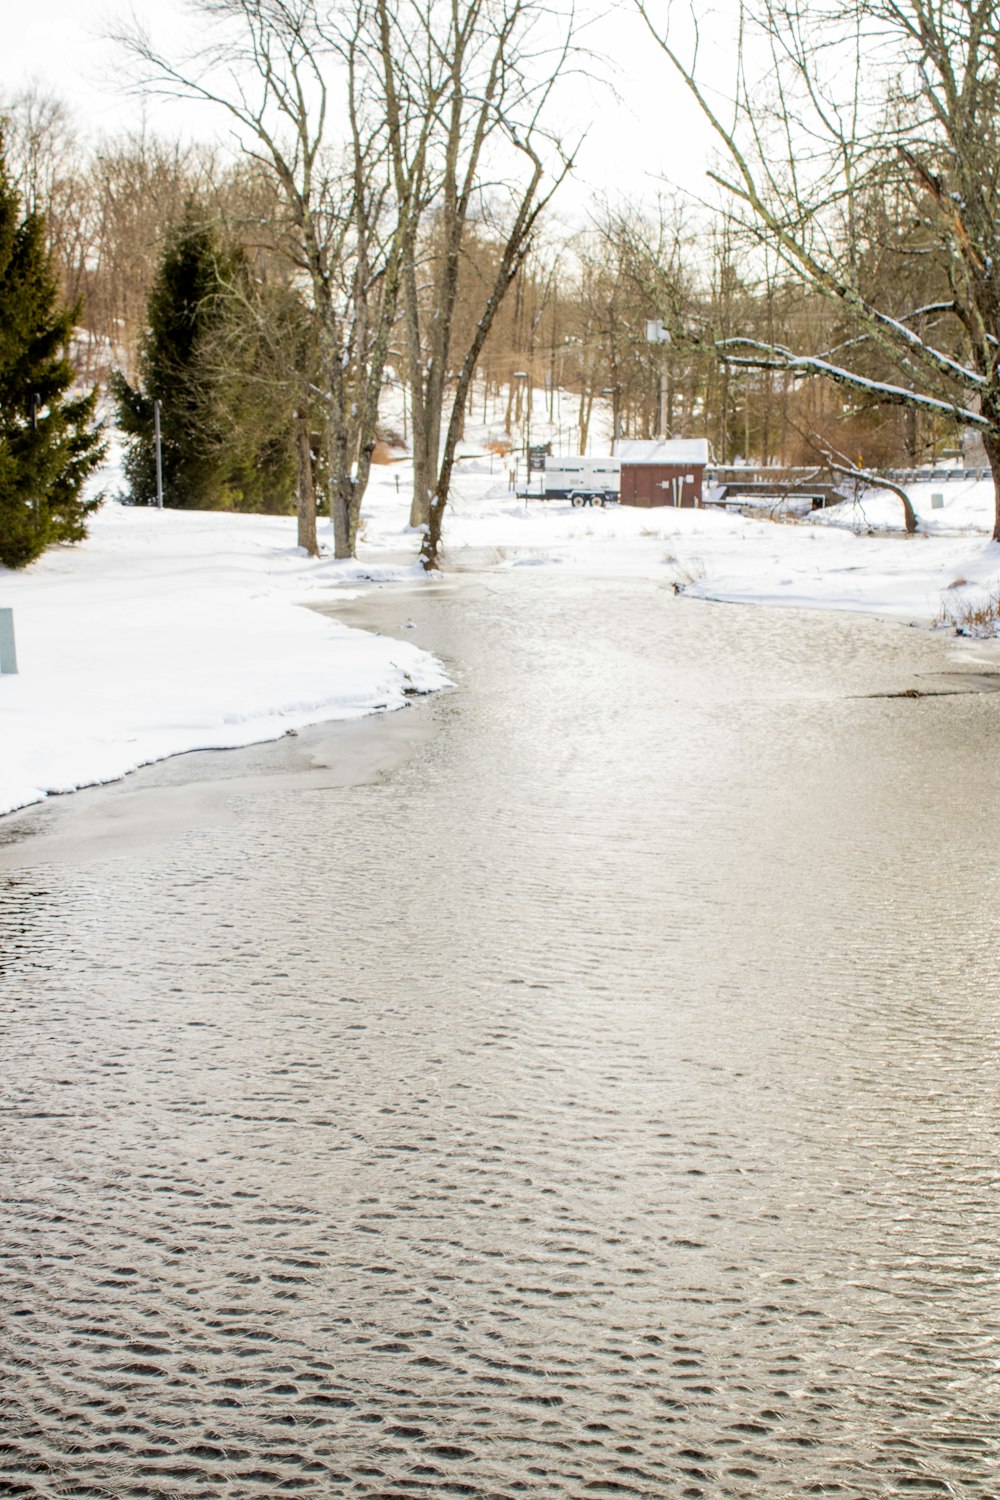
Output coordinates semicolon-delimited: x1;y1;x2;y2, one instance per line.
615;439;710;507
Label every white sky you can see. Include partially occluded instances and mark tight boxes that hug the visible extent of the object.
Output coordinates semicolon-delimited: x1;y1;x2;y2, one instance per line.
0;0;729;218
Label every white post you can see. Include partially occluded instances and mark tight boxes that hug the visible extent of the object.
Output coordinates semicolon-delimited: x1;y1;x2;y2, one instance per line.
0;608;17;674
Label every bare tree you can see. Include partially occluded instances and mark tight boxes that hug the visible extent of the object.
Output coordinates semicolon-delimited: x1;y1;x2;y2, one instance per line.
639;0;1000;540
117;0;564;565
86;133;221;380
0;88;78;213
582;199;706;444
376;0;577;566
117;0;424;559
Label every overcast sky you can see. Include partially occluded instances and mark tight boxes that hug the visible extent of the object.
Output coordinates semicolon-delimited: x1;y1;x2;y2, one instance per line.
1;0;727;219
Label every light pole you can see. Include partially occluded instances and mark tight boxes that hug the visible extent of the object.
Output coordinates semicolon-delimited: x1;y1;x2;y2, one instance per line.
512;371;528;494
645;318;671;436
600;387;621;450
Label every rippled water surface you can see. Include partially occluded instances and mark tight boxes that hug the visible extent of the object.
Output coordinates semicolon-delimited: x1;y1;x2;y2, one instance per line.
2;572;999;1500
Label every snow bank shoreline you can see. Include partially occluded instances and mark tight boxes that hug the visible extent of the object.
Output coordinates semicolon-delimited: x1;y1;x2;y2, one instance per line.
416;465;1000;645
0;505;449;818
4;465;1000;820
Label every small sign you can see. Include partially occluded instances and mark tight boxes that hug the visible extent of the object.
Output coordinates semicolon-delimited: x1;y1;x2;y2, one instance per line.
931;492;944;509
0;608;17;674
527;444;550;472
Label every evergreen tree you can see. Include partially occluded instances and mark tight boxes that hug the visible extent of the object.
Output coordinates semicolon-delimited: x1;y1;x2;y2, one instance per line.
113;211;295;512
0;135;104;570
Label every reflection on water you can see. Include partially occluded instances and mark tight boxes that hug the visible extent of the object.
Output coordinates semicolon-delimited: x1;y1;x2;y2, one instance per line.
2;573;999;1499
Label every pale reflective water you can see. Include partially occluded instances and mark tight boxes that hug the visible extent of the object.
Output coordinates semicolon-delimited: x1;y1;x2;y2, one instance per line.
2;571;999;1500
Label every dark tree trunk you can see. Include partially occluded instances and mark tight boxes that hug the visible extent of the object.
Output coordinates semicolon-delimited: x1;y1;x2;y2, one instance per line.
981;428;1000;543
295;412;318;556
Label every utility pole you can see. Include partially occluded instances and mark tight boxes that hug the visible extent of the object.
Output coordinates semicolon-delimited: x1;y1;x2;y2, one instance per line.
657;372;668;437
512;372;528;492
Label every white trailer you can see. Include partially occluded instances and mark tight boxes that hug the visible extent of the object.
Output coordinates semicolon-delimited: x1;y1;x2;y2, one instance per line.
537;457;621;506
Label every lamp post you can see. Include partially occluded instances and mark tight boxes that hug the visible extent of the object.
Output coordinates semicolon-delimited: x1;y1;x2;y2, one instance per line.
512;371;528;494
645;318;671;436
600;387;621;450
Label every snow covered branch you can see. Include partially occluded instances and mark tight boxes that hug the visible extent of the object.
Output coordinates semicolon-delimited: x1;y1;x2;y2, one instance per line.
716;337;988;426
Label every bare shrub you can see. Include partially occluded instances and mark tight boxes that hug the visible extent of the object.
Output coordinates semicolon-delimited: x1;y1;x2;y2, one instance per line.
938;584;1000;637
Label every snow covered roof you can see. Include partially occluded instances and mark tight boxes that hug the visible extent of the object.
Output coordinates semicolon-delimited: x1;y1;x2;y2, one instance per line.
614;439;710;466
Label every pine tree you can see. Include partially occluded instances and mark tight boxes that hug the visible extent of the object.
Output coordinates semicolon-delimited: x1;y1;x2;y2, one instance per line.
113;211;295;512
0;135;104;570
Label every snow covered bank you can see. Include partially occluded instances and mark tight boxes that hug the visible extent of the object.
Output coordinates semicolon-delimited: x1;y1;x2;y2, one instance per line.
361;458;1000;627
0;504;448;817
4;459;999;819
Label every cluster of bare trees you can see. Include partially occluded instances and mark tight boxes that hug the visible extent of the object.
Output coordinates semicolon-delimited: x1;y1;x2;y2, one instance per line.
2;95;221;384
473;0;1000;534
6;89;954;481
469;200;949;472
7;0;1000;554
6;0;575;567
115;0;575;565
640;0;1000;539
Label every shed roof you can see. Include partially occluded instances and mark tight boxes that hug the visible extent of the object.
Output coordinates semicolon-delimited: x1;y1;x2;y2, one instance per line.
614;439;710;466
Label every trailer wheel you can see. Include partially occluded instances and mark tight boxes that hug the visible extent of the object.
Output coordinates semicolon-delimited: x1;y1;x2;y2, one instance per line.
570;493;583;507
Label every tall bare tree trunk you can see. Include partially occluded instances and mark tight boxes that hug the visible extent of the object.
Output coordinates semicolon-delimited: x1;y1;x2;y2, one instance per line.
982;428;1000;543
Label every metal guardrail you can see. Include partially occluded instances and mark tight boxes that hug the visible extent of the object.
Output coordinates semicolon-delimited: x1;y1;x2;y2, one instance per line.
707;465;991;485
881;468;990;483
706;467;828;483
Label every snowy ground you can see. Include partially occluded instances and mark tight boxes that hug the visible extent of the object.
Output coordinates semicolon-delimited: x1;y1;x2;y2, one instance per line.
0;505;447;817
374;456;1000;624
3;446;999;817
365;453;1000;639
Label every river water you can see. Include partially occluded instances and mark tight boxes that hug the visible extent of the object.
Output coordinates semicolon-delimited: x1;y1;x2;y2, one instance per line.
2;570;999;1500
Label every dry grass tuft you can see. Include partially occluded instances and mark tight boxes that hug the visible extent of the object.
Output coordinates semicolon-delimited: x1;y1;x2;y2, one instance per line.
668;556;707;590
938;583;1000;636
